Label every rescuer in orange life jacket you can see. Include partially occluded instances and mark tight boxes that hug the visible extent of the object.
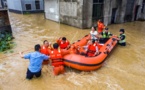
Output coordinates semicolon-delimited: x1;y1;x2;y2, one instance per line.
57;37;70;49
40;40;52;65
97;19;106;34
50;43;65;75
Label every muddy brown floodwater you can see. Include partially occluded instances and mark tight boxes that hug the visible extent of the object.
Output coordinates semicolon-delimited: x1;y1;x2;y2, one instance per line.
0;12;145;90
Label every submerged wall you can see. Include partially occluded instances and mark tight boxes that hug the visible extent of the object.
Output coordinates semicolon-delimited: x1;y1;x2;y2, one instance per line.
137;0;145;20
59;0;92;28
59;0;83;28
44;0;145;29
44;0;92;28
44;0;59;22
103;0;127;25
115;0;127;23
0;9;12;34
21;0;44;12
103;0;112;25
7;0;22;13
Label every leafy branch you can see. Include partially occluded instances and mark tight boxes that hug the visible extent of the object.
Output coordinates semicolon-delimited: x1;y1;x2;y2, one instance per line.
0;32;15;52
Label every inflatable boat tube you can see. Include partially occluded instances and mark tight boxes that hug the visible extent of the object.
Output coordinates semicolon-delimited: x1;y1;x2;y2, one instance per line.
63;36;118;71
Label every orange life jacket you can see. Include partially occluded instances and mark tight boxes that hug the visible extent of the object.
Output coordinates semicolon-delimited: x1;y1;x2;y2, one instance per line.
70;45;77;54
98;23;105;33
50;49;64;67
88;44;97;53
40;45;50;65
87;44;97;57
57;40;70;49
40;45;49;55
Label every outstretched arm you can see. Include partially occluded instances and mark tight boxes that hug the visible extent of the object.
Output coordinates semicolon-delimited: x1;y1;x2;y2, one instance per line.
103;24;106;29
57;37;61;44
19;52;24;58
19;52;30;59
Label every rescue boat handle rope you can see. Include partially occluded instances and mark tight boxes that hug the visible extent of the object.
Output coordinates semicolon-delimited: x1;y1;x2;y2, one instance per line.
0;48;33;60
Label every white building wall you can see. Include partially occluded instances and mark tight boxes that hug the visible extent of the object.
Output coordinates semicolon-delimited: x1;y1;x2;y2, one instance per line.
7;0;22;11
44;0;59;22
0;0;2;8
21;0;44;11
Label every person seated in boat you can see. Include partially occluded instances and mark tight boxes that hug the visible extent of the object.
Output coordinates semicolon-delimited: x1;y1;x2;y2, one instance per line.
77;39;100;56
90;26;99;41
85;40;99;57
99;28;112;43
57;37;70;49
50;43;65;75
77;40;92;55
87;40;99;57
116;29;126;46
40;40;52;65
94;39;103;50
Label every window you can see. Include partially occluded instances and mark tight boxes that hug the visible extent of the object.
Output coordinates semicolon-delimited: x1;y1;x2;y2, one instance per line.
25;4;31;10
143;0;145;3
35;1;40;4
36;4;40;9
98;0;104;3
93;0;104;3
93;0;104;20
35;0;40;9
141;0;145;13
141;4;145;13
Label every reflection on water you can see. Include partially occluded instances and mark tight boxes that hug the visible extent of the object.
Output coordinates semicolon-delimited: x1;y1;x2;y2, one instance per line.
0;13;145;90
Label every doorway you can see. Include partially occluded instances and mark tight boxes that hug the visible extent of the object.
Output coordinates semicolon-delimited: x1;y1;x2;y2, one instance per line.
111;8;117;23
92;0;104;22
134;5;140;20
125;0;135;21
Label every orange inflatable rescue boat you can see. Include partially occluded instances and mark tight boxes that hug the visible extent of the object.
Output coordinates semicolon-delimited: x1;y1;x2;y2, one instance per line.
63;35;118;71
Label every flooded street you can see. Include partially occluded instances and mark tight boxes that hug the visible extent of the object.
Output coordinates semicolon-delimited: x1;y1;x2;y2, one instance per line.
0;12;145;90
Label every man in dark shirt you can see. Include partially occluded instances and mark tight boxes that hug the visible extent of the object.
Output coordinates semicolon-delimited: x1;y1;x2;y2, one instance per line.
117;29;126;46
99;28;112;43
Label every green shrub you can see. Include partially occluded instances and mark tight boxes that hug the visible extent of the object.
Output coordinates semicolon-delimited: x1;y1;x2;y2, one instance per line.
0;32;15;52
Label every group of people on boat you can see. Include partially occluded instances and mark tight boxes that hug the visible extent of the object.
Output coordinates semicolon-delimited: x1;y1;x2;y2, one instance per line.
79;19;126;57
90;19;126;46
19;19;126;80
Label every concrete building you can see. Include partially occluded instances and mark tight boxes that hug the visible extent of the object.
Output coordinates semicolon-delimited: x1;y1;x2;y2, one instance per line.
0;0;7;8
0;0;2;8
7;0;44;14
134;0;145;21
0;8;12;34
44;0;92;28
44;0;145;29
